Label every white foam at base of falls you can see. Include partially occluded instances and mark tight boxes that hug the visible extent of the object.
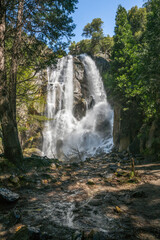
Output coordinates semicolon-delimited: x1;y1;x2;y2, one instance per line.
42;55;113;160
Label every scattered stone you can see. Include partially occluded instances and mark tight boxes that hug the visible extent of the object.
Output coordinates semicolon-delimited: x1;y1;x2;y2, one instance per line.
0;149;157;240
72;230;82;240
8;210;21;225
51;178;58;183
10;226;44;240
9;175;20;185
87;179;95;185
83;205;92;211
87;229;96;238
88;199;102;206
122;150;127;155
0;188;19;203
106;173;114;179
84;229;107;240
118;153;124;159
98;173;104;177
41;173;51;179
50;163;56;170
110;153;117;158
131;190;147;198
12;209;21;221
109;164;118;171
71;162;79;167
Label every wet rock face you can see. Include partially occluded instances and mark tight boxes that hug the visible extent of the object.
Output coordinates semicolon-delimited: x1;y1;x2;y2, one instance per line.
93;55;110;75
73;57;89;120
72;55;110;121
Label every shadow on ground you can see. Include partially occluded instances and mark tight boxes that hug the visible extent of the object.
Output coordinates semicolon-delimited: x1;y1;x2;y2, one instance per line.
0;153;160;239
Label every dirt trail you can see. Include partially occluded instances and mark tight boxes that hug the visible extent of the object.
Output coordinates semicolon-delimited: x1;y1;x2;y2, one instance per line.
0;152;160;239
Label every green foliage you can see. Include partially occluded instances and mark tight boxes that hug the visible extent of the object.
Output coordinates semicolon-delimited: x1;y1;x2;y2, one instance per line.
104;0;160;157
82;18;104;39
110;5;140;102
128;6;147;42
4;0;79;75
99;35;114;56
29;115;50;123
4;0;79;98
106;2;160;122
140;0;160;119
69;39;92;55
69;18;113;56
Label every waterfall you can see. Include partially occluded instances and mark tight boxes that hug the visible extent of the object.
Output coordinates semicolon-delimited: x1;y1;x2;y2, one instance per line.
80;54;106;103
42;55;113;160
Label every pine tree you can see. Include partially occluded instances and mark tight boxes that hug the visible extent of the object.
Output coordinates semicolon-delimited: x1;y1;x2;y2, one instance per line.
140;0;160;119
111;5;138;101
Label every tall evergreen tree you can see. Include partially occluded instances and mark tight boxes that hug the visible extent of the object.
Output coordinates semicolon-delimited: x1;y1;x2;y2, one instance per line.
111;5;138;100
140;0;160;119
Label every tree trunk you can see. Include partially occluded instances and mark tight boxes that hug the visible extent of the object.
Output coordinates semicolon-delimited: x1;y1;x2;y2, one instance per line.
0;0;23;162
0;0;7;117
9;0;24;121
1;109;23;162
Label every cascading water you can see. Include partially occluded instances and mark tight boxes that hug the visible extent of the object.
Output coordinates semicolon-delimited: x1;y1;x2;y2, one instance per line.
81;54;106;103
42;54;113;160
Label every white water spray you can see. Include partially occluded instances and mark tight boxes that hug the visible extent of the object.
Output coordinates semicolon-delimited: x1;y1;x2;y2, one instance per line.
81;54;106;103
43;55;113;160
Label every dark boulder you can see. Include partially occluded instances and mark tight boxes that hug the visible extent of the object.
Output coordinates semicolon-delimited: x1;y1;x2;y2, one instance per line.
0;188;19;203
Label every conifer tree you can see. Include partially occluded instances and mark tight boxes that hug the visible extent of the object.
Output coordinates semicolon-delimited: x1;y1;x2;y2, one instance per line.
140;0;160;119
111;5;138;100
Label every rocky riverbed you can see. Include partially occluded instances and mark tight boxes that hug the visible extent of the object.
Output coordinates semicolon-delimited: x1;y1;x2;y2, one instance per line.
0;151;160;240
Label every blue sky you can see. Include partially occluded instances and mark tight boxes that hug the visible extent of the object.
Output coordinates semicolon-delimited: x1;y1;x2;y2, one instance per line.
71;0;145;43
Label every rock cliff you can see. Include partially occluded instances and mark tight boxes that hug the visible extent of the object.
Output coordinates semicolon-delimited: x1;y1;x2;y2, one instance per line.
73;56;89;120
